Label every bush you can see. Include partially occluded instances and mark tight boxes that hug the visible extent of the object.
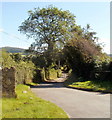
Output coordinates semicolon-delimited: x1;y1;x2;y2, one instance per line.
41;68;47;82
64;38;100;80
57;69;62;78
10;53;22;62
15;61;35;84
50;68;58;79
64;38;111;81
92;54;111;80
46;68;57;80
2;51;36;84
44;67;62;80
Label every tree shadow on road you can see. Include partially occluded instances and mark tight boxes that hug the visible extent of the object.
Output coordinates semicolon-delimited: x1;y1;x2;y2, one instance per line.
30;81;65;88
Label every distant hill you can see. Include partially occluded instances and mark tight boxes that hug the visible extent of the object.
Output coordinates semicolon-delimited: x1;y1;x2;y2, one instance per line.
0;46;26;54
110;54;112;57
107;54;112;57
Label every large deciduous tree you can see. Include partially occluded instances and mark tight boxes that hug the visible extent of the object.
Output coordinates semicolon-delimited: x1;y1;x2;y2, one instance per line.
18;5;76;52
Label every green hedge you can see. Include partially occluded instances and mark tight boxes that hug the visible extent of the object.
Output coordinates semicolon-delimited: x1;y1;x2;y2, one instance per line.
44;68;57;80
15;61;35;84
57;69;62;78
2;51;63;83
44;68;62;80
2;51;36;84
49;68;57;80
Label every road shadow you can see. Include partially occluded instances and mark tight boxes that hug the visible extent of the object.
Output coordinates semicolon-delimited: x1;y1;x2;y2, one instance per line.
30;81;65;88
29;81;111;94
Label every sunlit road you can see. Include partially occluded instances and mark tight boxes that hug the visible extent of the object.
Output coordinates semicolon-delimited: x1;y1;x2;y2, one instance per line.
31;82;110;118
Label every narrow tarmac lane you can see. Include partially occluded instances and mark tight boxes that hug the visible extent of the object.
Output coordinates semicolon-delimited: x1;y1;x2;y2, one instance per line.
31;82;110;118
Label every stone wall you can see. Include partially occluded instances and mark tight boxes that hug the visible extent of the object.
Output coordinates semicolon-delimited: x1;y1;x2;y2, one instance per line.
2;67;17;98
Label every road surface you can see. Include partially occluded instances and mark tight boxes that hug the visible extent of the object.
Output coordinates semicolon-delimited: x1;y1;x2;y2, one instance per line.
31;81;110;118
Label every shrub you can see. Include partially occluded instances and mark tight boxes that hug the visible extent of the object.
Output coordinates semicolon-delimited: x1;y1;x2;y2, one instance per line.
41;68;47;82
10;53;22;62
2;51;36;84
15;61;35;84
64;38;100;80
45;68;57;80
57;69;62;78
92;54;111;80
49;68;58;79
64;37;111;82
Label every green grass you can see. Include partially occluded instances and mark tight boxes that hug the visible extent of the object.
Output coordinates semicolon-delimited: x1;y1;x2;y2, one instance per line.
64;73;112;92
68;80;112;92
0;99;2;119
2;84;69;118
26;82;39;86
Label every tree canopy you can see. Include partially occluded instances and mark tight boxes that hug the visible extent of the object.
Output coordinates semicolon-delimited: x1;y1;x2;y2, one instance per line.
19;5;76;52
18;5;111;81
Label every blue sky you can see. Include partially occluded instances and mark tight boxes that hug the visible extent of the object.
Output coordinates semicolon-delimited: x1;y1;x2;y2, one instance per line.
1;2;110;53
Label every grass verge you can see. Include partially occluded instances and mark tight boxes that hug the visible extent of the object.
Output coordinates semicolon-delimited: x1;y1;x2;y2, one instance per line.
67;80;112;93
2;84;69;118
64;73;112;93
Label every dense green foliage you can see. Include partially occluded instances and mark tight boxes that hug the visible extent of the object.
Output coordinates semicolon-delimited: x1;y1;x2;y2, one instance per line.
19;5;77;68
2;50;62;83
45;67;62;80
10;53;22;62
17;5;111;84
2;84;69;118
63;25;111;81
19;5;76;52
30;52;63;81
2;51;36;84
